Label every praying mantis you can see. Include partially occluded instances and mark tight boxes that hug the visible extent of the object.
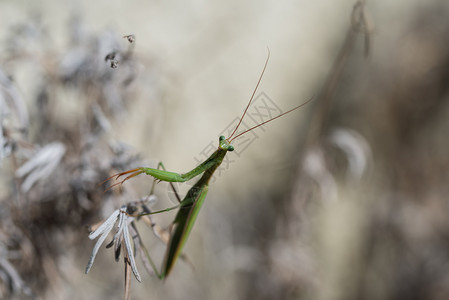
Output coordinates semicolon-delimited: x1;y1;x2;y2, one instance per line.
98;52;313;279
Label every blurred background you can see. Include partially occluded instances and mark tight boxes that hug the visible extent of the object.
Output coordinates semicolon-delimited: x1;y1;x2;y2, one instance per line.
1;0;449;299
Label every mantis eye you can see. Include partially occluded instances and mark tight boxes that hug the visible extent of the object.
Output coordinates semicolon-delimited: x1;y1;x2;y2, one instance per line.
228;146;234;152
219;136;225;141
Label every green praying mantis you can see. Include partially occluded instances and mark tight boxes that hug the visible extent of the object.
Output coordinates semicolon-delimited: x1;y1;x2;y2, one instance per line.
96;52;313;279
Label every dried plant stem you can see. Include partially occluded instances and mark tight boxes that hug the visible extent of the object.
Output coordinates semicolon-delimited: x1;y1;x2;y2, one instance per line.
124;256;131;300
306;0;372;147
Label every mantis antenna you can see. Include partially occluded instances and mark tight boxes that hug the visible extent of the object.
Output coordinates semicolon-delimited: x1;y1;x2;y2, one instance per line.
228;48;271;140
228;48;313;142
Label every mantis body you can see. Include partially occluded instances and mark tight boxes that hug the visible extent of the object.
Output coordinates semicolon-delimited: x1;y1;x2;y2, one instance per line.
105;53;312;279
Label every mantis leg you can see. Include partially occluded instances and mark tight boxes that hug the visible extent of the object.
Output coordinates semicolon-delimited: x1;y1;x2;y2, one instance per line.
138;161;180;245
102;161;189;191
150;162;182;203
135;162;182;217
135;162;194;278
104;166;188;189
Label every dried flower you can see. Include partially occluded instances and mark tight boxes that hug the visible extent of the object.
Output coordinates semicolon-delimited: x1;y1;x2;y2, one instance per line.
85;205;141;282
0;68;29;131
104;51;120;69
0;246;32;297
15;142;66;192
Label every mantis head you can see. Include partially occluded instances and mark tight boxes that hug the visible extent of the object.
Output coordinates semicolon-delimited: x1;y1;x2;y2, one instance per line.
219;136;234;152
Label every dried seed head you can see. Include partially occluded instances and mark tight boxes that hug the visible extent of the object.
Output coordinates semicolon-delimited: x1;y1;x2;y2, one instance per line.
110;60;119;69
123;34;135;44
104;52;116;62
